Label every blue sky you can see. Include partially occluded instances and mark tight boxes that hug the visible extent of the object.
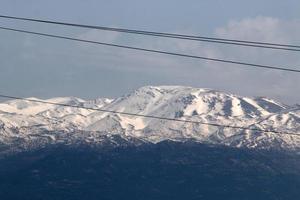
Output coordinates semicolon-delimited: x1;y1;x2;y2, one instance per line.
0;0;300;104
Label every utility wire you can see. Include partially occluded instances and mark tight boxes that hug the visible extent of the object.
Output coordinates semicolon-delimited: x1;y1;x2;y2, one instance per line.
0;14;300;52
0;26;300;73
0;94;298;137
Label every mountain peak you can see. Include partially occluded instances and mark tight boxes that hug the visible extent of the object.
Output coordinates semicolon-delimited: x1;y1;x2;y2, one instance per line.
0;85;298;152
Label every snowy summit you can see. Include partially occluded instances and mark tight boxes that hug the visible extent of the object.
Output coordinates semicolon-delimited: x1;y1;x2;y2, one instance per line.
0;86;299;152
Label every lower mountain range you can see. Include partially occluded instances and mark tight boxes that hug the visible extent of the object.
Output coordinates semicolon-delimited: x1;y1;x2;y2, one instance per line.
1;86;300;199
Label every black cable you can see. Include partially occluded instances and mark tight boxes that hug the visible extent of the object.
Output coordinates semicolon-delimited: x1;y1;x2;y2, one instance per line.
0;26;299;73
0;94;298;136
0;14;300;52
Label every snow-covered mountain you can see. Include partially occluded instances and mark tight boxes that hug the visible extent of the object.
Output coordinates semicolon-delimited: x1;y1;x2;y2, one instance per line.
0;86;299;152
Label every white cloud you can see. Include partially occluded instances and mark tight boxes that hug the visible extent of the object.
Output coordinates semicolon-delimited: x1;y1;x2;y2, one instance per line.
71;17;300;104
215;16;292;43
210;17;300;103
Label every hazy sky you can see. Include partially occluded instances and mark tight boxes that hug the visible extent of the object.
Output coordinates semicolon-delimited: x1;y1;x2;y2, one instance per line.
0;0;300;104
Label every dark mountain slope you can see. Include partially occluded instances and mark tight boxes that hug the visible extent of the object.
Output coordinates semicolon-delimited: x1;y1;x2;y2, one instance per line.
0;141;299;200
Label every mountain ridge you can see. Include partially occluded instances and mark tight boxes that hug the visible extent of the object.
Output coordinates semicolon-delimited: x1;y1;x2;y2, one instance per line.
0;85;299;152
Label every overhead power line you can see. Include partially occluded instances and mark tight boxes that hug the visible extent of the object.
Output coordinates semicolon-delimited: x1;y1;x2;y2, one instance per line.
0;94;298;137
0;14;300;52
0;26;300;73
